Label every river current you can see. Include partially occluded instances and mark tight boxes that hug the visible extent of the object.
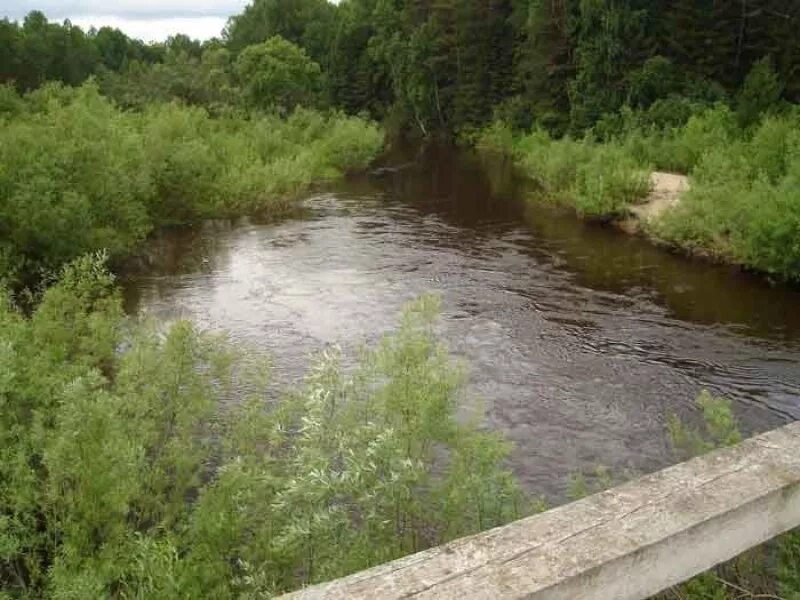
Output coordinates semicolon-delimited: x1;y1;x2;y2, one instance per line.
123;144;800;498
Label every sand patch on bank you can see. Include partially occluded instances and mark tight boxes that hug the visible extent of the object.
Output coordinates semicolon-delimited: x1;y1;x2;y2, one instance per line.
619;172;689;233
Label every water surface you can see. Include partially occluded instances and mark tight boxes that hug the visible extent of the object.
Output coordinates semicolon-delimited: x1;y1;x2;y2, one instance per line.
124;145;800;499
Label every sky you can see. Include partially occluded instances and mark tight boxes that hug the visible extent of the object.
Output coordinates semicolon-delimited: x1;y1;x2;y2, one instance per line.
2;1;251;42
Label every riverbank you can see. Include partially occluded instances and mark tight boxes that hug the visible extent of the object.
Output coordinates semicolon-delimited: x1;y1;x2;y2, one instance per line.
620;172;689;234
476;106;800;282
0;83;384;289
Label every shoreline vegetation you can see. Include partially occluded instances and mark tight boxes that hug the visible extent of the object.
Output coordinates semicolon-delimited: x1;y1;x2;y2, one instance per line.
0;82;384;291
475;97;800;283
0;261;526;597
5;252;795;599
3;2;800;597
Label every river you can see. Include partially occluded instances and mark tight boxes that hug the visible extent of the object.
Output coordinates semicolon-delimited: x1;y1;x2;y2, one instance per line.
123;144;800;499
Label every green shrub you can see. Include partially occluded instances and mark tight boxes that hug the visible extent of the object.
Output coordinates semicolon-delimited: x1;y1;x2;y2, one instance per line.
745;114;800;183
667;391;742;459
234;36;323;113
0;258;522;597
667;105;738;174
644;95;699;129
140;103;225;222
480;126;648;218
571;144;650;217
651;184;732;257
0;84;153;277
483;103;800;280
311;113;385;174
0;84;24;117
475;120;516;154
627;56;683;110
737;57;784;130
611;104;737;175
516;130;592;193
730;179;800;278
652;112;800;279
0;84;384;286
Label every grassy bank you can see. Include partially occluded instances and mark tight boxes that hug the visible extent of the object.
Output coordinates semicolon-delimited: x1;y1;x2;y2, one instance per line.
0;83;384;287
476;123;652;218
477;105;800;282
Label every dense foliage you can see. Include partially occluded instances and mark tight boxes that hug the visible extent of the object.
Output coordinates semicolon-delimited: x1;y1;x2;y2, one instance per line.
0;83;382;287
650;109;800;280
477;123;652;217
235;36;322;112
479;94;800;280
5;3;800;136
0;256;523;597
0;11;167;91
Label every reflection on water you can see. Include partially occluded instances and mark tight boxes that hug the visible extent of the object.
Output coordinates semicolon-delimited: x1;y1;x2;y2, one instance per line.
123;144;800;499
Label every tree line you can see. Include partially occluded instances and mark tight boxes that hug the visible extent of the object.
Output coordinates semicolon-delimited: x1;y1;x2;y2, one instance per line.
0;11;165;90
4;2;799;135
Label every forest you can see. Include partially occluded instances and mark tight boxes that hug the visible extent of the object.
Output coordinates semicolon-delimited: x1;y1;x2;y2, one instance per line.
4;1;800;134
2;1;800;598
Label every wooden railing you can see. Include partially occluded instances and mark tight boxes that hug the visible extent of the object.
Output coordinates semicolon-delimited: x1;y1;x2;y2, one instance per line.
282;421;800;600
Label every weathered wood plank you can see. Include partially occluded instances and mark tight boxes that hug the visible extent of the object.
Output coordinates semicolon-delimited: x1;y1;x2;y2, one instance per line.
281;421;800;600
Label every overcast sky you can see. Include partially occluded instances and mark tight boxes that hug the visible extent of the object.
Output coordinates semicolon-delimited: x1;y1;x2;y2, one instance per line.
2;1;251;42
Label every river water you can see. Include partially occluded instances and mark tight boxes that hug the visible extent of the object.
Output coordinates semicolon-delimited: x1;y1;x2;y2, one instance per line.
123;144;800;499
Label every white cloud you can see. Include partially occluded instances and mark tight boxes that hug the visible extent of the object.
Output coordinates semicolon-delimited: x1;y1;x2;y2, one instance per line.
69;15;230;42
3;1;249;20
2;1;251;41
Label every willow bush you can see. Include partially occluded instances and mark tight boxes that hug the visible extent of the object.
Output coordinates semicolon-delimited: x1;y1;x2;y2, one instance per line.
0;255;523;598
651;109;800;280
0;83;384;286
476;123;650;218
